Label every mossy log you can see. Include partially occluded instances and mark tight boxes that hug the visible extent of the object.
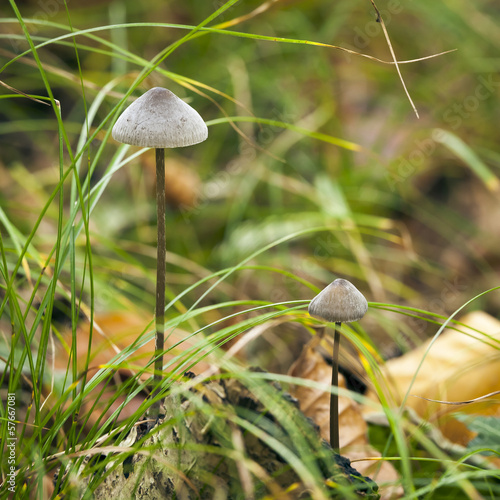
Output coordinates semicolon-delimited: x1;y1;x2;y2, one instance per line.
65;372;378;499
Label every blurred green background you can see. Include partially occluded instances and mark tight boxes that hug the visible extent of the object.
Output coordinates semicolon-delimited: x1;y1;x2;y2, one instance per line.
1;0;499;358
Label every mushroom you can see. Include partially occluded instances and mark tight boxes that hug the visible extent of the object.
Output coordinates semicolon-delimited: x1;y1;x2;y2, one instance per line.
112;87;207;419
308;278;368;451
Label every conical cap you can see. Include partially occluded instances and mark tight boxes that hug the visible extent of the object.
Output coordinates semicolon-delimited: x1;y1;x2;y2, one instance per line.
308;278;368;323
112;87;208;148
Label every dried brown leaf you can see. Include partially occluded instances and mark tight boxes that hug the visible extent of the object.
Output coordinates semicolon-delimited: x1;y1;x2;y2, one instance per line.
288;337;403;499
366;311;500;448
53;311;210;425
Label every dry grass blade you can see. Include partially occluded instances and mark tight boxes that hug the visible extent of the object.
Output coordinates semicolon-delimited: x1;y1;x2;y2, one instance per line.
213;0;281;30
200;27;454;67
0;78;50;105
0;48;127;100
413;390;500;406
394;49;457;64
368;0;419;118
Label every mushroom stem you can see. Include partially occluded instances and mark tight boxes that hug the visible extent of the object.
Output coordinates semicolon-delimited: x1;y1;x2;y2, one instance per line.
152;147;166;419
330;321;341;451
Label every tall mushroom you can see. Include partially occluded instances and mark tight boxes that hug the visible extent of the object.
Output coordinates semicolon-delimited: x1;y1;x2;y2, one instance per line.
112;87;208;419
308;278;368;451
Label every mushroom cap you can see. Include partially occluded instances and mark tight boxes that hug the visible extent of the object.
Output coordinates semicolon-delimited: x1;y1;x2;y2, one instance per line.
308;278;368;323
112;87;208;148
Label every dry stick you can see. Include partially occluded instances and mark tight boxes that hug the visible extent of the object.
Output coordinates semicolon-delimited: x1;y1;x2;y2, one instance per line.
330;321;341;451
152;147;166;420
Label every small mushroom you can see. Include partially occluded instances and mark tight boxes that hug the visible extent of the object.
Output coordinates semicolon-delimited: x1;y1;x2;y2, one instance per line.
308;278;368;451
112;87;207;420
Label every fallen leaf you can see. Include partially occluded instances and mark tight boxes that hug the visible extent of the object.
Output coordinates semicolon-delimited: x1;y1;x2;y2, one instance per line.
51;310;210;425
55;310;210;376
365;311;500;448
288;335;403;499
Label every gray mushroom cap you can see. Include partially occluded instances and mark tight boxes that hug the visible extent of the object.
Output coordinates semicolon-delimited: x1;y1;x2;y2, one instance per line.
112;87;208;148
308;278;368;323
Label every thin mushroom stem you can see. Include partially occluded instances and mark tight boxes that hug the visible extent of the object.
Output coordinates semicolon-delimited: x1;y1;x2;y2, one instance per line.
152;147;166;420
330;321;341;451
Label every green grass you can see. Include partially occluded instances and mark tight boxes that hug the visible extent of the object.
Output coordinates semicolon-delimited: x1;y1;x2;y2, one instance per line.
1;0;500;498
